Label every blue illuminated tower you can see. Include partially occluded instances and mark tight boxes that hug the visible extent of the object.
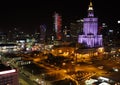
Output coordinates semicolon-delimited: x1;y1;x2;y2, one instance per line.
40;24;46;43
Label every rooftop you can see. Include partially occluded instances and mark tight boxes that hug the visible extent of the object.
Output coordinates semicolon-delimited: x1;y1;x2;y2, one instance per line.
0;63;12;71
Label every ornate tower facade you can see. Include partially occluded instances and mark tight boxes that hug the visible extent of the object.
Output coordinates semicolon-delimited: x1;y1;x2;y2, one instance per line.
78;0;103;47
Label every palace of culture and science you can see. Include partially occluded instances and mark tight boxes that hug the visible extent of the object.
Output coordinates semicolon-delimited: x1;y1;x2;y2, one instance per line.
78;0;103;48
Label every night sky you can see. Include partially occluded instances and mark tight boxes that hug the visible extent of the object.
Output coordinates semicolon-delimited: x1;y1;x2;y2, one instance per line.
0;0;119;34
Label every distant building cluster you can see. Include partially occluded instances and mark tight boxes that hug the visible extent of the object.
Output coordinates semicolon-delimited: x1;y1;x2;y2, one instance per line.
0;0;119;53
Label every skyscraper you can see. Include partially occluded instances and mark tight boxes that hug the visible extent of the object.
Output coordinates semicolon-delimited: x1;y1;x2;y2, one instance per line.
54;12;62;40
40;24;47;43
70;19;83;42
78;0;103;47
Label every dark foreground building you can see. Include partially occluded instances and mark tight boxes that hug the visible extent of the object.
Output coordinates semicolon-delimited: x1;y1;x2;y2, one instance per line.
0;64;19;85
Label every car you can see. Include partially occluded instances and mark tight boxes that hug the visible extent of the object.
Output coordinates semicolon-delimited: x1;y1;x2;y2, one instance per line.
98;66;104;69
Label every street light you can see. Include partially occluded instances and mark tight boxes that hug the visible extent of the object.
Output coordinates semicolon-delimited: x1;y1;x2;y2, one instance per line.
118;20;120;24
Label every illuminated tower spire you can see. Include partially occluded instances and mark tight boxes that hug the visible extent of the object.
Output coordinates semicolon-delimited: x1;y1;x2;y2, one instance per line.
88;0;94;17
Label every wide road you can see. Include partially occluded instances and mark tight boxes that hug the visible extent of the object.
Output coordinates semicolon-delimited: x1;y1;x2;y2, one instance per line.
19;72;38;85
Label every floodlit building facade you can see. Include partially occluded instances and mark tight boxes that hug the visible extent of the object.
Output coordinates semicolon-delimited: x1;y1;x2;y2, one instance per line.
78;0;102;47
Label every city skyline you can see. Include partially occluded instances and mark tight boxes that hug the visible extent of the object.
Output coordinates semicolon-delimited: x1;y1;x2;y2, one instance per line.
0;0;119;33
